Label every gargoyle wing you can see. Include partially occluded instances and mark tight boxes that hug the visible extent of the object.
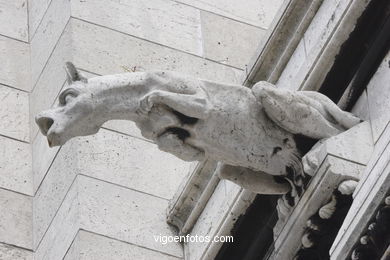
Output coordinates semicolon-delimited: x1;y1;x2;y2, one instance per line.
251;81;361;139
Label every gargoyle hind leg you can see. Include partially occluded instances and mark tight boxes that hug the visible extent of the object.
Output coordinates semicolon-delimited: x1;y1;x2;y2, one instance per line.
138;91;210;120
217;163;290;195
252;82;347;139
156;132;205;162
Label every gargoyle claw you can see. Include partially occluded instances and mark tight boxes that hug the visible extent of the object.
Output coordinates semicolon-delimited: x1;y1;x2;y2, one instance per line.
137;96;153;115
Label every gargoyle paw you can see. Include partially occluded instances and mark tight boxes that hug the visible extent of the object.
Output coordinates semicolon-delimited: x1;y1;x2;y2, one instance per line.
137;95;153;115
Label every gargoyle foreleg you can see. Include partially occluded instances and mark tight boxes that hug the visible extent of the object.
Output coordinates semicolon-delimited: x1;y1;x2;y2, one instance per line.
217;163;291;194
156;132;205;161
138;91;210;119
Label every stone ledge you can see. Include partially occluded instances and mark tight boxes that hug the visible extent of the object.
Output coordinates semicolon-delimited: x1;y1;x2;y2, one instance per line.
271;155;365;259
167;160;218;235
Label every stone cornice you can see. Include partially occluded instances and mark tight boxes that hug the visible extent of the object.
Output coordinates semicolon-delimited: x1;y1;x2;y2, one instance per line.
242;0;324;86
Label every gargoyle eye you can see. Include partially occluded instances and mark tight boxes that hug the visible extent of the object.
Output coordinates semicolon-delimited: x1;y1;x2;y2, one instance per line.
59;88;80;105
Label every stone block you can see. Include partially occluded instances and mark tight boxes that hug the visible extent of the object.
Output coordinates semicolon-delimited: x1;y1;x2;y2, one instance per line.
174;0;283;28
367;52;390;143
0;0;28;41
102;120;146;141
78;175;183;257
27;0;52;38
73;128;193;199
0;189;32;249
186;180;241;260
0;243;32;260
0;84;29;142
295;0;362;90
64;230;180;260
0;36;30;91
303;0;349;55
71;19;242;84
34;182;79;260
354;123;390;198
271;156;365;259
30;23;72;140
32;133;60;193
276;40;307;90
0;136;32;195
201;11;265;68
72;0;202;55
302;122;373;176
30;0;71;86
33;143;77;249
351;90;369;121
330;130;390;258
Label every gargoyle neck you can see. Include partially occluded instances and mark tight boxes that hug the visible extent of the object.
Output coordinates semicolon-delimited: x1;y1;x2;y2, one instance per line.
88;73;148;123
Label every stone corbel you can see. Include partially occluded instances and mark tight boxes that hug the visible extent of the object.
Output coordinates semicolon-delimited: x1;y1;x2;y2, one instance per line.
166;160;219;235
270;121;373;259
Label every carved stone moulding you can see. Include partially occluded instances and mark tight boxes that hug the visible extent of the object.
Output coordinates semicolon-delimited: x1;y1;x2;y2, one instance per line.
295;189;353;259
270;121;373;259
350;195;390;260
271;155;365;259
166;160;219;235
331;124;390;259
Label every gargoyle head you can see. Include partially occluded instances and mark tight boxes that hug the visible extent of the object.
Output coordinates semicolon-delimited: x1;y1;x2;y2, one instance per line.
35;62;102;147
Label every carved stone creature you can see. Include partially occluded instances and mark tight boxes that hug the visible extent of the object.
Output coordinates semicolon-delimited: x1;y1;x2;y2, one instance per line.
36;62;361;195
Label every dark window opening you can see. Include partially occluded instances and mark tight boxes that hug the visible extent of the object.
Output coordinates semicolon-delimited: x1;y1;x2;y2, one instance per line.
319;0;390;110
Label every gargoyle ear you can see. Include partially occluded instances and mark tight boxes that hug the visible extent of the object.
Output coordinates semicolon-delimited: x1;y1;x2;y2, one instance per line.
65;62;88;84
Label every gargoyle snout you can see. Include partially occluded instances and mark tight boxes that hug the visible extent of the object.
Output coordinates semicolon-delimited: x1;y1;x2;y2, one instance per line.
35;114;54;136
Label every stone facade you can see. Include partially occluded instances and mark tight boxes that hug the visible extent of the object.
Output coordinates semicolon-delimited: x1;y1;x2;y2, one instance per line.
0;0;278;259
1;0;388;259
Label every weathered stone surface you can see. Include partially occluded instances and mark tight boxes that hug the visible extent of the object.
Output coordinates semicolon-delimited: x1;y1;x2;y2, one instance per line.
276;0;369;91
71;19;242;84
0;136;32;195
0;243;32;260
271;156;365;259
0;189;32;249
33;142;77;248
30;0;70;86
74;128;193;199
35;175;185;258
32;133;60;192
78;176;183;257
302;122;373;176
367;51;390;143
0;84;29;142
72;0;202;55
64;230;180;260
201;11;265;68
330;124;390;258
0;0;28;41
27;0;52;38
30;23;72;140
351;90;370;121
103;120;146;141
34;181;79;259
0;36;30;91
33;127;192;248
167;160;217;235
186;180;241;260
175;0;283;28
35;64;361;196
276;40;307;90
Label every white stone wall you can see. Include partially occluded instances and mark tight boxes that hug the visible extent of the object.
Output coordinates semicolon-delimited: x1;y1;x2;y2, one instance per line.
330;51;390;259
0;0;279;259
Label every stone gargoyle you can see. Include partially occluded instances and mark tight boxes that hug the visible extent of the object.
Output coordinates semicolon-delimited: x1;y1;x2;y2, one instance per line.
36;62;361;196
